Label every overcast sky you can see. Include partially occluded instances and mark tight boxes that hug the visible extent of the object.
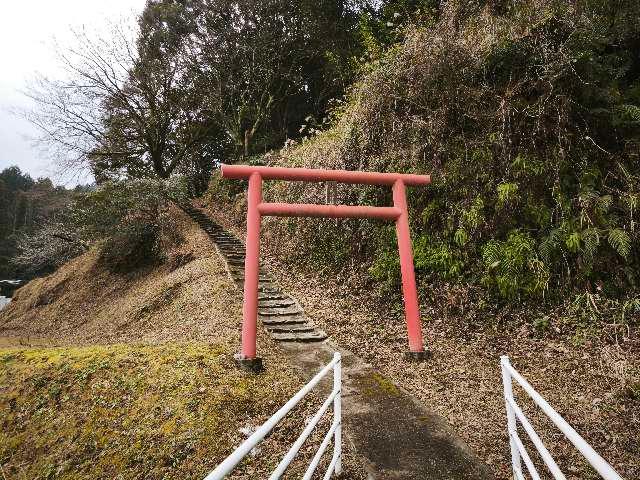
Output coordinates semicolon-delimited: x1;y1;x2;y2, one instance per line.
0;0;147;186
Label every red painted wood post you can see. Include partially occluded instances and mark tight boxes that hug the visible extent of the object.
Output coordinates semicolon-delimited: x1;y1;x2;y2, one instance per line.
239;172;262;364
392;179;426;355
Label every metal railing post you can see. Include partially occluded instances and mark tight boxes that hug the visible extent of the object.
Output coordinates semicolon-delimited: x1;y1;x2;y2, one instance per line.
236;172;262;370
392;179;427;357
501;356;522;479
333;352;342;476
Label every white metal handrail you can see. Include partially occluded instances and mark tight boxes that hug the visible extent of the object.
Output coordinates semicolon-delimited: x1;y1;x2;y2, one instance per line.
205;352;342;480
500;356;624;480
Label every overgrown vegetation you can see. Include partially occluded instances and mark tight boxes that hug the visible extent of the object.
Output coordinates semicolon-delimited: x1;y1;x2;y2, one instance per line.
0;166;80;279
208;0;640;332
13;178;188;274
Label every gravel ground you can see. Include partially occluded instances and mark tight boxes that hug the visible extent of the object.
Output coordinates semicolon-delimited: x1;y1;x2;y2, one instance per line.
205;202;639;480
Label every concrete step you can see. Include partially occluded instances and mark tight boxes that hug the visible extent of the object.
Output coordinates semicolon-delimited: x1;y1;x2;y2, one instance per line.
260;315;306;325
271;331;327;342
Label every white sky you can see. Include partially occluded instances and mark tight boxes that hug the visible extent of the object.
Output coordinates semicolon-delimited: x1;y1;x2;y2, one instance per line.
0;0;147;186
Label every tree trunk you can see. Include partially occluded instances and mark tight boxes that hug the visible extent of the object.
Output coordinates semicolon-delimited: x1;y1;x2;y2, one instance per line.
151;152;170;179
244;129;253;159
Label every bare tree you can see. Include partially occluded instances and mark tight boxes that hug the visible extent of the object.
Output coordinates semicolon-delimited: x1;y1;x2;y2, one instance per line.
24;14;211;180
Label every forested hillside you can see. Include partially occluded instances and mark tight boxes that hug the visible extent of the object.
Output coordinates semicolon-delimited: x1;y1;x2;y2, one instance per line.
16;0;640;330
209;1;640;336
0;167;78;279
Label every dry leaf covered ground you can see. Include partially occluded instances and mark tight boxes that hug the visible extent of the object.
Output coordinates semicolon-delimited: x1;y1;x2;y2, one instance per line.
0;207;366;479
205;202;639;480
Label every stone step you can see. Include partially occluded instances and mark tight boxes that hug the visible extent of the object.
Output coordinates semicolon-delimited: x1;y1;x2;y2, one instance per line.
228;265;250;272
221;253;245;258
222;253;246;259
258;299;297;308
229;270;267;277
270;331;327;342
259;306;303;316
231;273;272;280
266;324;315;333
215;238;242;244
260;315;306;325
258;293;288;301
225;255;246;261
258;285;280;293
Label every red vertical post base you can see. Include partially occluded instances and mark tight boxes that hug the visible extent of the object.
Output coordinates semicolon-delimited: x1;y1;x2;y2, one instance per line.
234;354;264;373
393;180;429;360
237;172;263;370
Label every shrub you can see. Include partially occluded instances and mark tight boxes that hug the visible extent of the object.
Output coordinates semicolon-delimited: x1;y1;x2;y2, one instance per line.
78;178;188;272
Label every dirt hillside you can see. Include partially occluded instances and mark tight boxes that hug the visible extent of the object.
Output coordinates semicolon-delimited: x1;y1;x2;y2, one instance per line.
0;206;365;479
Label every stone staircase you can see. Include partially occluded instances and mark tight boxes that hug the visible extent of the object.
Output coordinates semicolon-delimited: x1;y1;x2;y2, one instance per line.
181;204;327;343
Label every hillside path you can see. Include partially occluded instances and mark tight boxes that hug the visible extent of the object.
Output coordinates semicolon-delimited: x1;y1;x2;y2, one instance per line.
181;204;494;480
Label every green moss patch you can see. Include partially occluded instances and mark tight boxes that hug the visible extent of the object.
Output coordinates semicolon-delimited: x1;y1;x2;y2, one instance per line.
0;343;302;479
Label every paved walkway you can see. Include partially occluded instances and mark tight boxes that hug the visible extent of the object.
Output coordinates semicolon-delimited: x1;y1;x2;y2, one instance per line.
182;205;495;480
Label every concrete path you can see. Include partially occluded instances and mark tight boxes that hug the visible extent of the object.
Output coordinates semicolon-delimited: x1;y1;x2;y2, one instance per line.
182;205;495;480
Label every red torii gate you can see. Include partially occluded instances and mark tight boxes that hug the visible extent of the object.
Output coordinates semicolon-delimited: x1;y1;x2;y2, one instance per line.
221;164;432;368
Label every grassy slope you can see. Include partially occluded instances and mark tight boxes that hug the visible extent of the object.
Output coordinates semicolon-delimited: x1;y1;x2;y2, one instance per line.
0;343;302;479
0;207;364;479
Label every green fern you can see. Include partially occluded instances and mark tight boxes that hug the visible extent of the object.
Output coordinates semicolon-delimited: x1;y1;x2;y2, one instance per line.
482;231;546;298
454;228;469;246
539;229;561;264
616;104;640;124
565;232;581;253
582;228;600;257
595;195;613;215
608;228;631;258
497;182;519;207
